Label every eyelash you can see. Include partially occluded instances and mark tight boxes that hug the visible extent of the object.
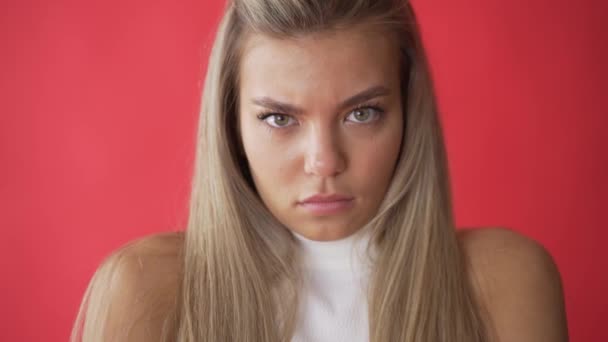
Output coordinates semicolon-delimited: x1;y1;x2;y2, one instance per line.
256;101;386;129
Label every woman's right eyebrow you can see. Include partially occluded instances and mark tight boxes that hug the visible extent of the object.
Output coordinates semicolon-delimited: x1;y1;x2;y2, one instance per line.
251;85;390;116
251;97;303;115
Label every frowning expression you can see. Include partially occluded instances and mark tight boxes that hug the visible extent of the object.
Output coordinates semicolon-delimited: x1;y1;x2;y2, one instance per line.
238;26;404;241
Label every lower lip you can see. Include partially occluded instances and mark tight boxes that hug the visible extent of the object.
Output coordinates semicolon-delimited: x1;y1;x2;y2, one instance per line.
298;199;354;215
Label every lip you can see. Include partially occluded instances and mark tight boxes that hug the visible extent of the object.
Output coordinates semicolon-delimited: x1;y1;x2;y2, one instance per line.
297;194;354;216
299;194;354;204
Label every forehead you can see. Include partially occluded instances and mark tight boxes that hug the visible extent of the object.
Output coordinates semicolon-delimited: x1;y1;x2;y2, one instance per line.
238;26;401;102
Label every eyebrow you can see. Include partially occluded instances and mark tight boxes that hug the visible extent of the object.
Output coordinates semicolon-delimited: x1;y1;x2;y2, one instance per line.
250;85;390;115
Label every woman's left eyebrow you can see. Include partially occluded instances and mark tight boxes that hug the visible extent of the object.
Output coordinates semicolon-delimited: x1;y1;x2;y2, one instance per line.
251;85;390;116
339;85;390;111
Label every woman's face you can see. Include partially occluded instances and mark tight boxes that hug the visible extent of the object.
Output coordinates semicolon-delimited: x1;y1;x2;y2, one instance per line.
238;26;403;241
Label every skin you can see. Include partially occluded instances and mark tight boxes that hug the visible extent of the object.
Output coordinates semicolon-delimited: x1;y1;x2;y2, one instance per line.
99;228;568;342
237;26;404;241
87;26;568;342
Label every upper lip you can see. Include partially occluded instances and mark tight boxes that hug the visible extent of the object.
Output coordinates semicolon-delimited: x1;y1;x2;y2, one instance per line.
299;194;354;204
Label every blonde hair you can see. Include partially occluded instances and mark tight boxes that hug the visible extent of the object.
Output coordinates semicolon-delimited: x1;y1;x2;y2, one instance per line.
72;0;493;341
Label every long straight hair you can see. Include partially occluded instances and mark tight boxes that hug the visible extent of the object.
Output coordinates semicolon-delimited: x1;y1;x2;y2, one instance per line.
70;0;494;341
177;0;492;341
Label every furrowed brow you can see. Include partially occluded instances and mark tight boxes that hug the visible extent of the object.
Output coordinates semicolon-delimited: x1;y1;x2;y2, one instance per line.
251;85;390;115
251;97;303;115
338;85;390;111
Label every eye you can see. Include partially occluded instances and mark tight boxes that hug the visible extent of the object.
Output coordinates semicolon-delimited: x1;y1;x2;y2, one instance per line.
257;113;297;128
345;106;383;124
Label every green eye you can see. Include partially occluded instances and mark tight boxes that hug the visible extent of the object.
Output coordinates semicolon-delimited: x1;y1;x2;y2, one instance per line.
259;114;296;128
346;107;381;123
353;109;370;121
273;115;290;126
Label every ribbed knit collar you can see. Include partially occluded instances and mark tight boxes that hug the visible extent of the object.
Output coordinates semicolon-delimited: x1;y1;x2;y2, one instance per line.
292;226;375;273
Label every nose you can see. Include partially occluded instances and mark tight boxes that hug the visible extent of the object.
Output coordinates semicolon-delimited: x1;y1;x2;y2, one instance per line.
303;127;346;177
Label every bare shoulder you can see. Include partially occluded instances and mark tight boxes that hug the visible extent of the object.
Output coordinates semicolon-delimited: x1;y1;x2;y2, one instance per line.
110;230;184;292
74;231;184;341
117;230;185;269
457;227;568;342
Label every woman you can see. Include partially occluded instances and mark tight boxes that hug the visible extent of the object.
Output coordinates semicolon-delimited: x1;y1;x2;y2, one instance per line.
71;0;568;341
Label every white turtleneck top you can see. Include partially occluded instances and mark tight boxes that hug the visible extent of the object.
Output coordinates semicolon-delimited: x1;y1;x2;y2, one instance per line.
290;227;376;342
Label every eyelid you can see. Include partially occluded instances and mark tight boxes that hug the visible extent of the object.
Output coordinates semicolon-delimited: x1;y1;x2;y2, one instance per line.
257;112;298;128
256;101;385;128
345;102;385;123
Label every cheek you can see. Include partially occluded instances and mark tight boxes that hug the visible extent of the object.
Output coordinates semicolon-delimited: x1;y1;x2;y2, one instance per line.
247;148;292;183
349;121;403;191
240;125;298;194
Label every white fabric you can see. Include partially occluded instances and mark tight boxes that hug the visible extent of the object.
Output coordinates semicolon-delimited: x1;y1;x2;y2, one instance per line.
291;227;376;342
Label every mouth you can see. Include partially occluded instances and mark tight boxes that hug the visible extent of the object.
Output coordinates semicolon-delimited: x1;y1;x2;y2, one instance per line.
297;194;355;216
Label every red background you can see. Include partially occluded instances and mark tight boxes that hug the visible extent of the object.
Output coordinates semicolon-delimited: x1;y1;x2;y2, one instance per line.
1;0;606;340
